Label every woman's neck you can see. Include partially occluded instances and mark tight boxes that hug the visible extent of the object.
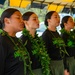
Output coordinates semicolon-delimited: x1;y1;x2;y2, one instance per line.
65;27;71;32
26;28;36;37
48;26;56;32
3;28;16;37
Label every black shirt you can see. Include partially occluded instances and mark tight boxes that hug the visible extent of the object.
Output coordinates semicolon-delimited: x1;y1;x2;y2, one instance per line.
20;35;41;70
61;31;75;57
42;29;63;60
0;34;24;75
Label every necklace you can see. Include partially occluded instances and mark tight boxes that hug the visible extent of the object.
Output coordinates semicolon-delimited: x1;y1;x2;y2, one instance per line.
0;29;33;75
49;30;69;58
61;28;75;47
22;28;51;75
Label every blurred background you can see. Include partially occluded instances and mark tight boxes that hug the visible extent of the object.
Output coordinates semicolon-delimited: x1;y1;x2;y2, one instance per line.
0;0;75;37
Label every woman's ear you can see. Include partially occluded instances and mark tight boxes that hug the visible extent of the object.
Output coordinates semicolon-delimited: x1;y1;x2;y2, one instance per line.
24;20;29;27
47;19;50;23
24;20;27;25
4;18;10;24
64;23;67;26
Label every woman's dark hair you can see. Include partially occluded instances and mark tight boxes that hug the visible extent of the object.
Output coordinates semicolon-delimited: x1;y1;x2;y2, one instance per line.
22;11;35;21
60;16;71;29
45;11;56;26
0;20;2;29
1;8;20;28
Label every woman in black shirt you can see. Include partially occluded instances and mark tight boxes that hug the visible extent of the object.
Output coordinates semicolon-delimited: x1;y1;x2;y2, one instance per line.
60;16;75;75
20;11;50;75
0;8;28;75
42;11;68;75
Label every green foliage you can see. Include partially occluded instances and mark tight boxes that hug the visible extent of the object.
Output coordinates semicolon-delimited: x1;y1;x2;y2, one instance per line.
53;37;69;57
0;29;33;75
0;9;4;16
60;28;75;47
22;28;51;75
50;30;69;58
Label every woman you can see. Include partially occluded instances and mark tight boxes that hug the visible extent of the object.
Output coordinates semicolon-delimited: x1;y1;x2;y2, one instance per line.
0;8;28;75
60;16;75;75
20;11;50;75
42;11;68;75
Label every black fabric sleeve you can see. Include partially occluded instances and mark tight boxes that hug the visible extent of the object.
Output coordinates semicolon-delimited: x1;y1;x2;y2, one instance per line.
42;33;50;52
0;37;6;75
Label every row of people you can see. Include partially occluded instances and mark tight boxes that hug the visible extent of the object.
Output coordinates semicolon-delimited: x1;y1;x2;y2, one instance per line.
0;8;50;75
42;11;75;75
0;8;75;75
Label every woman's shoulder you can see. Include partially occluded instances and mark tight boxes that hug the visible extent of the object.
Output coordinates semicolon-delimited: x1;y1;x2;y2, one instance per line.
42;29;49;36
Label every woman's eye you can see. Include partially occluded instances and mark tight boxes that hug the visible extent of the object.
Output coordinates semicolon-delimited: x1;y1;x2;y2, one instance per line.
33;19;36;20
54;16;57;18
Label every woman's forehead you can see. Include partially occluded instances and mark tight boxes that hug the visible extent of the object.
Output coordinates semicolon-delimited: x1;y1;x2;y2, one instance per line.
11;11;22;17
29;14;38;19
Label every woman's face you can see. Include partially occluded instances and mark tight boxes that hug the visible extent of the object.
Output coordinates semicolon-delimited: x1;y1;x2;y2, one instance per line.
8;11;24;32
25;13;39;29
49;12;60;27
65;17;74;29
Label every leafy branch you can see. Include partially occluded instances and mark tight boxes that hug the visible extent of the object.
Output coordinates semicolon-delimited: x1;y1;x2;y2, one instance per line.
22;28;51;75
0;29;33;75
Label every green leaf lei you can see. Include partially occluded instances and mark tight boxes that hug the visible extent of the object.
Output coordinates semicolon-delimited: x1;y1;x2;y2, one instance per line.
0;29;33;75
53;37;69;57
50;30;69;58
60;28;75;47
22;28;51;75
